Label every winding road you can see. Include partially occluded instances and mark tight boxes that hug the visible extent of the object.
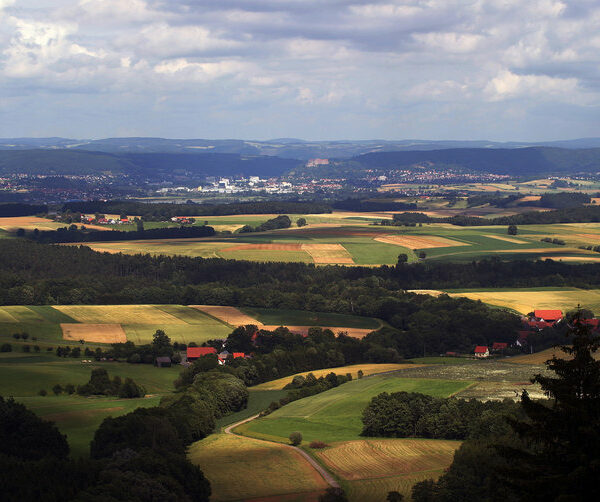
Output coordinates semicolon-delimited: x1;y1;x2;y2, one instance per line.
223;414;340;489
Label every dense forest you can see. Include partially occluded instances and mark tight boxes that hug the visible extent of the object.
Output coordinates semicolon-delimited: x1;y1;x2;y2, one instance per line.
0;203;48;217
61;200;332;219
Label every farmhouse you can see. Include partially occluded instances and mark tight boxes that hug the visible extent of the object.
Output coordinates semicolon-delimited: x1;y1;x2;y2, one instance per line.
474;346;490;358
187;346;217;361
534;310;563;323
492;342;508;351
154;356;172;368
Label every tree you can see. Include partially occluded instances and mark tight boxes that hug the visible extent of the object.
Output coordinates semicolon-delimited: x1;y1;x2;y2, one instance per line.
52;384;63;395
357;369;364;379
65;383;75;394
418;251;427;260
0;343;11;352
387;491;404;502
507;224;518;235
136;219;144;232
152;329;171;352
296;217;307;227
397;253;408;266
496;313;600;500
289;431;302;446
318;487;349;502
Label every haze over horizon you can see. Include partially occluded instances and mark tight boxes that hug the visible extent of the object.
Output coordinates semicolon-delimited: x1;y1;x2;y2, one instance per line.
1;1;599;141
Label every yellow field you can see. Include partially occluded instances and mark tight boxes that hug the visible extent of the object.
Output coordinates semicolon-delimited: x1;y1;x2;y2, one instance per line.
448;289;600;315
375;234;469;249
301;243;354;264
54;305;185;325
0;216;108;232
188;433;328;501
314;439;459;501
190;305;261;326
61;323;127;343
251;364;419;390
484;234;528;244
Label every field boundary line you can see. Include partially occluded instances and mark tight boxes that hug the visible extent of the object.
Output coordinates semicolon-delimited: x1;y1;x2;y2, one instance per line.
225;414;340;489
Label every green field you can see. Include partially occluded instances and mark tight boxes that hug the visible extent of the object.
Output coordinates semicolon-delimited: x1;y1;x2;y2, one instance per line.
241;307;383;329
235;374;471;444
0;352;179;456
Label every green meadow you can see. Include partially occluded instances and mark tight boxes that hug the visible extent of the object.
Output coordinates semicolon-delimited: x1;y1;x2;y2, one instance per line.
235;374;471;444
240;307;383;329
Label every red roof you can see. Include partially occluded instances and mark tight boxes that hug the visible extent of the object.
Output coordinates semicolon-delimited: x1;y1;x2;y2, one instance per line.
492;342;508;350
474;346;489;354
534;310;562;321
232;352;245;358
187;347;217;358
581;319;600;328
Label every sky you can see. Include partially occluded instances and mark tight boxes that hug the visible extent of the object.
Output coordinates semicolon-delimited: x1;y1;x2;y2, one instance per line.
0;0;599;141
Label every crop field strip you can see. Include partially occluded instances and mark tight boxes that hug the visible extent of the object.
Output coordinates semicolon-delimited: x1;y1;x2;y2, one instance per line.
61;323;127;343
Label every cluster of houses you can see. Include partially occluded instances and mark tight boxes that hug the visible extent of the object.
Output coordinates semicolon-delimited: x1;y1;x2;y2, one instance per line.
81;215;130;225
186;346;248;365
170;216;195;225
471;308;600;358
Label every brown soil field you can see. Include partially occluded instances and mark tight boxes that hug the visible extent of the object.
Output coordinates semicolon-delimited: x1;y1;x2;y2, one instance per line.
484;234;528;244
225;243;303;251
190;305;263;326
301;244;354;264
61;323;127;343
375;234;469;249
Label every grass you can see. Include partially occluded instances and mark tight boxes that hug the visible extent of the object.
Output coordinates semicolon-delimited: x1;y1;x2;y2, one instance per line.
408;356;479;365
241;307;382;329
188;433;328;501
214;389;288;429
251;364;419;390
235;374;471;444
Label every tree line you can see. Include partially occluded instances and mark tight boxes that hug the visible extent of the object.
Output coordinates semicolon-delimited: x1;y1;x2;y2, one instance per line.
0;203;48;217
61;200;332;220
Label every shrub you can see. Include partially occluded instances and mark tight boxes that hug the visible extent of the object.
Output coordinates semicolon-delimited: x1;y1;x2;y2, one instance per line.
52;384;63;396
65;384;75;394
289;431;302;446
22;345;30;353
0;343;12;352
309;441;329;449
357;369;364;379
38;389;47;396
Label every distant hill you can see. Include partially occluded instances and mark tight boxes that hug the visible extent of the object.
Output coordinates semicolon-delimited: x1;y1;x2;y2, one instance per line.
0;149;300;178
2;137;600;160
351;147;600;176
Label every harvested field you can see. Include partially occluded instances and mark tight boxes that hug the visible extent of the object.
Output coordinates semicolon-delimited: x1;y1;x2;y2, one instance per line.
61;323;126;343
517;195;542;203
493;247;588;253
54;305;185;325
191;305;263;326
252;364;424;390
374;234;469;249
301;243;354;264
315;439;460;481
576;233;600;242
188;433;328;502
344;471;445;502
484;234;528;244
0;216;108;232
510;347;600;365
550;256;600;262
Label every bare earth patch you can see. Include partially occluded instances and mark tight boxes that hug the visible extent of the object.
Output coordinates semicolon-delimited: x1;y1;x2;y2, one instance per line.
301;244;354;264
375;234;470;249
190;305;263;326
61;323;127;343
484;234;528;244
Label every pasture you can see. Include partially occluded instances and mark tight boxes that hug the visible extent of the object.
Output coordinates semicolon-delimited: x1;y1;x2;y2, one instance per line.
315;438;460;501
235;374;471;444
188;433;329;502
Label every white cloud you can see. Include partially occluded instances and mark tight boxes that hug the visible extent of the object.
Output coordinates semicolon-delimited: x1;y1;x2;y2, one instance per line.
485;70;579;101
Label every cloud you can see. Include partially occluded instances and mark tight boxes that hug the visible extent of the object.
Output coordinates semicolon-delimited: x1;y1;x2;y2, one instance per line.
0;0;598;140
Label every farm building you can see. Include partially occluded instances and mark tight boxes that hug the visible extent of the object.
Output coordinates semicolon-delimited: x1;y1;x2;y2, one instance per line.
492;342;508;351
474;346;490;358
534;310;563;322
155;356;172;368
233;352;245;358
187;346;217;361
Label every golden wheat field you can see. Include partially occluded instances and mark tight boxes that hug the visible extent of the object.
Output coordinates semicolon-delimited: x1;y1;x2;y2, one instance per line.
188;433;328;501
61;323;127;343
54;305;186;325
374;234;469;249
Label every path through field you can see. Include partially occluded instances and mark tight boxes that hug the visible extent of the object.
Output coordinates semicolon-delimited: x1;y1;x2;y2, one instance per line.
225;414;340;489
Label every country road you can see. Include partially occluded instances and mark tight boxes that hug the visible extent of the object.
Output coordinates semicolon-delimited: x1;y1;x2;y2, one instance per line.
223;414;340;489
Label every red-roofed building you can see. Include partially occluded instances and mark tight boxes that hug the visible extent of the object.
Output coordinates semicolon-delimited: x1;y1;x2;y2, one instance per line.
187;347;217;361
492;342;508;351
232;352;245;358
474;346;490;358
534;310;562;322
581;319;600;329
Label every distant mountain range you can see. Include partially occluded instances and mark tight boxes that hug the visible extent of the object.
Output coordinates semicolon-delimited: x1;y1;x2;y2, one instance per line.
2;137;600;160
